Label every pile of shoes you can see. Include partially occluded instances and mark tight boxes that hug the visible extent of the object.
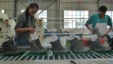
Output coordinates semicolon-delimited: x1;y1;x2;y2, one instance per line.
2;39;24;55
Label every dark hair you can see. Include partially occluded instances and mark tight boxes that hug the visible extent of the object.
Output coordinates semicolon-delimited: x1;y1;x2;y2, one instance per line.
99;5;107;12
25;3;39;21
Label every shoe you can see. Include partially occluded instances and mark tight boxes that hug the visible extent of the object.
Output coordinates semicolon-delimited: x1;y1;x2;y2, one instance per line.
35;39;47;52
2;39;24;55
51;40;69;54
29;40;47;54
90;38;111;52
70;38;90;52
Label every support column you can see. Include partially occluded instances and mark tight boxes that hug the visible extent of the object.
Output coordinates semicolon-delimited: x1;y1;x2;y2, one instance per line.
97;0;100;11
13;0;17;18
56;0;60;31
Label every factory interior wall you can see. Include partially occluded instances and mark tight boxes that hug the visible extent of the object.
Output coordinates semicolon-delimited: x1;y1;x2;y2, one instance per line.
0;0;113;34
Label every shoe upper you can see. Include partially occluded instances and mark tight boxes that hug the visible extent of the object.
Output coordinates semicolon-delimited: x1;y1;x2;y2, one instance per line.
50;40;69;53
70;38;90;52
90;38;111;51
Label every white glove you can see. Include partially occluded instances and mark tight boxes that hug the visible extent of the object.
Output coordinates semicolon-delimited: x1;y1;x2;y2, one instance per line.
90;34;98;41
30;32;38;40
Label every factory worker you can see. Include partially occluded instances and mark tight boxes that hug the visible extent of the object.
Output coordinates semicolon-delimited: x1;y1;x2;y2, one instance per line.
15;3;38;45
85;5;112;36
85;5;112;52
15;3;47;53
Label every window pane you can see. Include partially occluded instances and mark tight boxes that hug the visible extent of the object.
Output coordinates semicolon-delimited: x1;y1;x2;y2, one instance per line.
21;10;25;13
0;9;5;13
106;11;113;24
64;10;88;29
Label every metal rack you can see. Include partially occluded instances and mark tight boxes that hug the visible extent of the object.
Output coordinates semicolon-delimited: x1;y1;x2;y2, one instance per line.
0;50;113;61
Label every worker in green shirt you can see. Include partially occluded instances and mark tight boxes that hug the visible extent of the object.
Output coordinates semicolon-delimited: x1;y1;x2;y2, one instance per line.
85;5;112;35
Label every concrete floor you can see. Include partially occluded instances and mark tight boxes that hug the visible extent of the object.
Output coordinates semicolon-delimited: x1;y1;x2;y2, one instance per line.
0;59;113;64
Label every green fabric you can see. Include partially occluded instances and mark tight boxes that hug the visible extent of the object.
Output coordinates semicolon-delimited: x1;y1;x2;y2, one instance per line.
0;51;26;56
66;40;71;47
85;14;112;29
73;50;93;55
26;53;48;56
96;51;113;54
66;40;83;47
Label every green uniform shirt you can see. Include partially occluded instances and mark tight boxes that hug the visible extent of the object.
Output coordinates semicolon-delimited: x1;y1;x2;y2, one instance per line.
85;14;112;29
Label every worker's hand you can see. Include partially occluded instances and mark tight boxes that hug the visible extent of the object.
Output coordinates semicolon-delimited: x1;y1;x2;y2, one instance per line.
104;32;108;35
27;27;35;33
91;30;96;35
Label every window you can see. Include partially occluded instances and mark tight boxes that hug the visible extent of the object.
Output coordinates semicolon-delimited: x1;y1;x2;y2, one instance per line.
0;9;5;13
106;11;113;37
106;11;113;21
21;10;47;28
64;10;88;28
106;11;113;28
21;10;25;13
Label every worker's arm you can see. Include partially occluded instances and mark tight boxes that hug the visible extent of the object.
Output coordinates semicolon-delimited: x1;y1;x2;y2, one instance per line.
15;15;35;33
15;28;28;33
85;24;95;34
15;27;35;33
85;15;95;34
105;15;113;35
105;26;112;35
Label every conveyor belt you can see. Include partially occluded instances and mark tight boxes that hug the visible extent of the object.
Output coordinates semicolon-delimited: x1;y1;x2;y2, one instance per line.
0;50;113;61
44;33;83;36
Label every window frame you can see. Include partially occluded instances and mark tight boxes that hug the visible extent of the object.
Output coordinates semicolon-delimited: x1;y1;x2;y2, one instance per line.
64;10;89;29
